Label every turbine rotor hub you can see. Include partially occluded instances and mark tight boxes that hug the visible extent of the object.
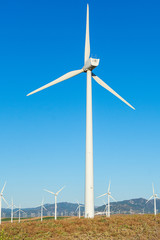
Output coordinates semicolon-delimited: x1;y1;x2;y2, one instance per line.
83;58;100;72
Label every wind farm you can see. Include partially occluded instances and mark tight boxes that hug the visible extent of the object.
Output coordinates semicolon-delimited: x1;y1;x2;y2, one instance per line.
0;0;160;239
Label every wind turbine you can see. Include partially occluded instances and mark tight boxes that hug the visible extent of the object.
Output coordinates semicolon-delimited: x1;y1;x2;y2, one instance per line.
146;183;159;216
97;182;117;217
38;198;47;222
103;200;108;217
75;201;84;218
27;4;135;218
0;182;9;224
44;186;65;220
14;205;26;223
8;198;17;223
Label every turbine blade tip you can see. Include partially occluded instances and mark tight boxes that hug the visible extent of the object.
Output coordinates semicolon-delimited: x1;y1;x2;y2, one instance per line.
27;92;32;96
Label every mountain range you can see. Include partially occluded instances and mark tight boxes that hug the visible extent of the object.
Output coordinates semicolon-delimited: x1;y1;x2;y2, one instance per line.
2;198;160;218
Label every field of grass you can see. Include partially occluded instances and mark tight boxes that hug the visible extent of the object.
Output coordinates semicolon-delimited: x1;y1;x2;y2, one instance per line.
0;214;160;239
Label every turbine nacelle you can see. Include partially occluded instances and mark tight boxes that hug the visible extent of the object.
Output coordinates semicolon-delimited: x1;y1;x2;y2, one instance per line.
83;58;100;72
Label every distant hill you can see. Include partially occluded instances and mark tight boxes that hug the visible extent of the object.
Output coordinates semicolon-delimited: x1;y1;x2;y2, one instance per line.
2;198;160;218
96;198;160;214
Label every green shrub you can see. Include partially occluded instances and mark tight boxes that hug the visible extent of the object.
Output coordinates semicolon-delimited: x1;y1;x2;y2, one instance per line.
0;229;9;240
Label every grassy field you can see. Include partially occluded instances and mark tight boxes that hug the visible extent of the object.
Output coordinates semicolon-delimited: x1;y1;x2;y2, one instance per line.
0;214;160;239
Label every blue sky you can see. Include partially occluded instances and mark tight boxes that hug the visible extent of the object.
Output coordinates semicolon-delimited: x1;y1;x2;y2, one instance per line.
0;0;160;208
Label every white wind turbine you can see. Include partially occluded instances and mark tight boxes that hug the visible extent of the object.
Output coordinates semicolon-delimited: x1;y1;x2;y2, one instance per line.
76;201;84;218
146;183;159;216
44;186;65;220
14;205;26;223
103;200;108;217
0;182;9;224
97;182;117;217
27;4;135;218
8;198;17;223
39;198;47;222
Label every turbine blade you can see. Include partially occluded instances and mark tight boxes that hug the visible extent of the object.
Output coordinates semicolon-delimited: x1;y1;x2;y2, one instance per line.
56;186;65;195
97;193;107;198
146;195;154;204
27;69;84;96
92;73;135;110
75;206;79;212
21;210;26;214
152;183;155;195
110;195;117;202
43;206;47;211
1;182;6;194
108;181;111;193
84;4;90;64
14;210;19;214
2;196;9;207
44;189;55;195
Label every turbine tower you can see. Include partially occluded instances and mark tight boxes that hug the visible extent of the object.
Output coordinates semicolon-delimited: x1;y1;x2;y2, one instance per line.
146;183;159;216
97;181;117;217
27;4;135;218
0;182;8;224
44;186;65;220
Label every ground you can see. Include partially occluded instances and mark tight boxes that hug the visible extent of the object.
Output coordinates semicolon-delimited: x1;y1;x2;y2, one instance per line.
0;214;160;239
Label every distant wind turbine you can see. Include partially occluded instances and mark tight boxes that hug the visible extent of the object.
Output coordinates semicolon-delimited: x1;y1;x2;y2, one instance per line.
44;186;65;220
14;205;26;223
97;181;117;217
27;4;135;218
146;183;159;216
8;198;17;223
39;198;47;222
103;200;108;217
76;201;84;218
0;182;8;224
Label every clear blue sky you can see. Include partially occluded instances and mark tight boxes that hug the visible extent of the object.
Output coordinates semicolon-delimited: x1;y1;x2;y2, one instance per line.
0;0;160;208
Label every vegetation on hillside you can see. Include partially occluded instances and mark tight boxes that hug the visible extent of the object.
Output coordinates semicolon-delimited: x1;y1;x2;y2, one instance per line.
0;214;160;239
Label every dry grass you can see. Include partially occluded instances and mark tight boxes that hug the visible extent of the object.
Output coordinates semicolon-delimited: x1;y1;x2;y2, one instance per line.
0;214;160;239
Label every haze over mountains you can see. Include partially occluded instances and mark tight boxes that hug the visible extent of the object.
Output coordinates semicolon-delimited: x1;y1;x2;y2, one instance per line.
2;198;160;218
